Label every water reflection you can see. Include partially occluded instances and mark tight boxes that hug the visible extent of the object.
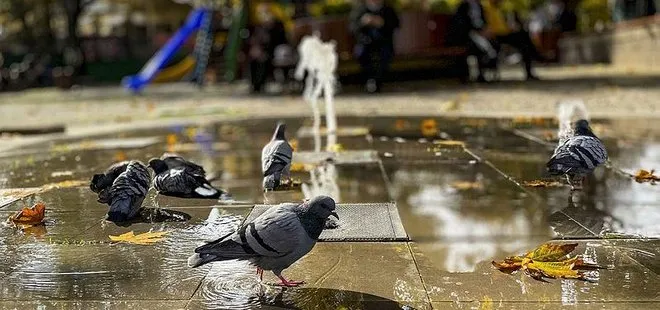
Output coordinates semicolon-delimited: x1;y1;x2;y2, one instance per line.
302;159;341;203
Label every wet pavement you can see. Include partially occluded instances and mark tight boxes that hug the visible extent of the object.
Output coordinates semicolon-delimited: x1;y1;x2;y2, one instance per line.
1;115;660;309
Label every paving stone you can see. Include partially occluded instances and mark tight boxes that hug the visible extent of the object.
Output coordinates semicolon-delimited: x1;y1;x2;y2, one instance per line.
0;301;188;310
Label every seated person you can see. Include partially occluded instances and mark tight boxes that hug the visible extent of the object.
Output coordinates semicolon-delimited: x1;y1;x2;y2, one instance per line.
248;3;288;93
349;0;400;93
482;0;541;80
447;0;498;83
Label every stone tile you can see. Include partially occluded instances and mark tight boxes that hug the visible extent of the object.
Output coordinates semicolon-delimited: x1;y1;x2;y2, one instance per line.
412;241;660;303
375;138;475;165
191;242;429;307
0;301;188;310
607;239;660;276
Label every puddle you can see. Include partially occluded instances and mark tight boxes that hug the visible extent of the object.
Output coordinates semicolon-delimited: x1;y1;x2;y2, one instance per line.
1;115;659;306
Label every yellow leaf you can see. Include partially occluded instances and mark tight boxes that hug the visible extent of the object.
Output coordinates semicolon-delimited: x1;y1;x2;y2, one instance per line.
525;243;578;262
289;138;299;152
327;143;344;153
433;140;465;147
109;231;169;245
633;169;659;184
524;260;584;280
491;256;524;273
523;180;564;188
290;163;314;172
41;180;88;191
451;181;483;190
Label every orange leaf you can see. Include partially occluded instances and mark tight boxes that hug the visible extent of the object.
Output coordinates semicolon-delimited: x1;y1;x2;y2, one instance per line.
633;169;659;184
421;119;438;137
11;202;46;225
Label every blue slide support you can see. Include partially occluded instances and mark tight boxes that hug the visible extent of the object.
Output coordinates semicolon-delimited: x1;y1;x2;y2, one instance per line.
122;8;210;93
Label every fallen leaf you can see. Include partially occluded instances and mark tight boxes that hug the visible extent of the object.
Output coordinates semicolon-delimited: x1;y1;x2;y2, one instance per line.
109;231;169;245
633;169;659;184
113;151;127;162
525;243;578;262
40;180;88;191
290;163;314;172
10;202;46;225
451;181;483;190
523;180;564;188
289;138;299;152
492;242;603;282
327;143;344;153
433;140;465;147
421;119;438;137
394;119;410;131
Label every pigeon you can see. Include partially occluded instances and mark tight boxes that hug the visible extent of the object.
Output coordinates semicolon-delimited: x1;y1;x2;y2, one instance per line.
90;161;130;204
262;122;293;190
546;119;608;189
188;195;338;287
159;153;207;176
149;158;227;199
100;161;151;223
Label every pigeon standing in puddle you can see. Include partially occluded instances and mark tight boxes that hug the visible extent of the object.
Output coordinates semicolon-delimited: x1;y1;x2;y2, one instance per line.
90;161;130;203
546;119;608;190
149;158;229;199
98;161;151;223
262;122;293;191
188;195;338;287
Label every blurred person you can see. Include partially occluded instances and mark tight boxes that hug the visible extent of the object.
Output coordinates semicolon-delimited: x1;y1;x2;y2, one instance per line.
447;0;498;83
350;0;400;93
248;3;289;93
483;0;541;80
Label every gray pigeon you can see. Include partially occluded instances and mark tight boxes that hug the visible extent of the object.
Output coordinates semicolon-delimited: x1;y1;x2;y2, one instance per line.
547;119;608;189
262;122;293;190
160;153;207;177
188;195;338;287
103;161;151;223
149;158;227;199
90;161;130;204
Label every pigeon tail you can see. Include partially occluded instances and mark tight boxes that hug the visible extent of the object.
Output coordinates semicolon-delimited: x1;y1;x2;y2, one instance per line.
192;183;223;199
189;234;257;268
107;198;139;222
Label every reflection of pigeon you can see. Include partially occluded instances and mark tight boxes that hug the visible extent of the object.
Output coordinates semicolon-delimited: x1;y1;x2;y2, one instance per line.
90;161;130;203
262;122;293;191
149;158;227;199
188;195;338;287
103;161;151;223
547;119;608;188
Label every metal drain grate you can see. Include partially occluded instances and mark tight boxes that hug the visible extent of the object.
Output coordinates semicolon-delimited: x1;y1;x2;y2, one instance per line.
244;202;408;242
293;150;380;165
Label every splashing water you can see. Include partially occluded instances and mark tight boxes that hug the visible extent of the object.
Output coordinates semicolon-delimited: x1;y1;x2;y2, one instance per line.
557;99;590;143
295;34;339;152
301;160;341;203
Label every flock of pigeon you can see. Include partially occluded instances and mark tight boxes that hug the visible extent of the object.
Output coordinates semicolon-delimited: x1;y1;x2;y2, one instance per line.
89;121;336;287
87;117;606;287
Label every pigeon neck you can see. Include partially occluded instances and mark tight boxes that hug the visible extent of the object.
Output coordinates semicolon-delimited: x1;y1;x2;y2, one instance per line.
273;126;286;141
295;206;324;240
575;128;596;138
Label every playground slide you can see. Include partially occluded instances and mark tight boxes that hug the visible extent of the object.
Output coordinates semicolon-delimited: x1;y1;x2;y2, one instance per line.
122;8;209;93
152;56;196;83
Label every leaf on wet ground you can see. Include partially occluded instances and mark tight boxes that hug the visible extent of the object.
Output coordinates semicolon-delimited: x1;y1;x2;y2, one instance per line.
451;181;483;191
290;163;315;172
273;178;302;191
9;202;46;225
109;231;169;245
523;180;564;188
421;119;438;137
327;143;344;153
40;180;88;191
432;140;465;148
492;242;605;281
632;169;659;184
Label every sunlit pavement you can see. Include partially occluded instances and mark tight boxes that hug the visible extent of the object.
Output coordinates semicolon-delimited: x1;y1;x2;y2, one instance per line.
1;67;659;309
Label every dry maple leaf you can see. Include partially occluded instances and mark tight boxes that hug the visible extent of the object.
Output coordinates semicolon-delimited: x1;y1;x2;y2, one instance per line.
492;243;604;282
109;231;169;245
523;180;564;188
10;202;46;225
633;169;660;184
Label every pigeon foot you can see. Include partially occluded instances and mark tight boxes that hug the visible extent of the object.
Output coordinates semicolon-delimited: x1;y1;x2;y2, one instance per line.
275;275;305;287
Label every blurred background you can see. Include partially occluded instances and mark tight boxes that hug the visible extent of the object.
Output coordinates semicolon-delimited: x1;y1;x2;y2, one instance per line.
0;0;656;93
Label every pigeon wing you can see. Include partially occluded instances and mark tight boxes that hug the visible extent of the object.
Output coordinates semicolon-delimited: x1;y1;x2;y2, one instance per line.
162;155;207;177
235;205;302;257
262;141;293;176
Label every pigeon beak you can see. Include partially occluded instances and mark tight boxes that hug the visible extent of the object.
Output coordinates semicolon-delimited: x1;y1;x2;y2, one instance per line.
330;211;339;220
